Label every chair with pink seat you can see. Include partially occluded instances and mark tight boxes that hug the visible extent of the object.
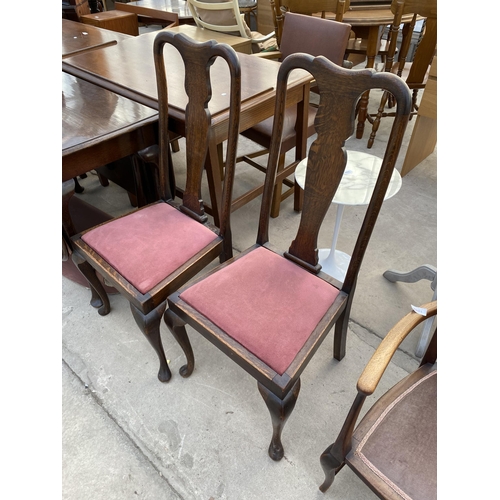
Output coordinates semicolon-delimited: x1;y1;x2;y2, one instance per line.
70;30;241;383
166;53;412;460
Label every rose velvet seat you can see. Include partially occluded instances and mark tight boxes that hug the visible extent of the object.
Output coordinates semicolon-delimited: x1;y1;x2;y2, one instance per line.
165;53;412;460
70;30;241;382
319;301;437;499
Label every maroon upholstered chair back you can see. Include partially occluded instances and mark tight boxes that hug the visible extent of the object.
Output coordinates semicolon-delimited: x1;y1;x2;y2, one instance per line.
278;12;351;64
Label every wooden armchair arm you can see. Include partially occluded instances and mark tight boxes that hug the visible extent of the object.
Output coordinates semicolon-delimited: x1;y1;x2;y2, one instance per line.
250;30;276;44
357;301;437;395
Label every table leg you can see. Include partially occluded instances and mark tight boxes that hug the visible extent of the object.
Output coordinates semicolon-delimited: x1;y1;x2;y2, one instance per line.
318;204;351;283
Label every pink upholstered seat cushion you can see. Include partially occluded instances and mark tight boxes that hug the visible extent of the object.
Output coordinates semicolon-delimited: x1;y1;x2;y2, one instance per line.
81;203;218;294
180;246;340;375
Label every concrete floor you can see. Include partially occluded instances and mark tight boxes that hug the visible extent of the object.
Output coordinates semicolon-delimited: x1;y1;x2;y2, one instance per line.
62;80;437;499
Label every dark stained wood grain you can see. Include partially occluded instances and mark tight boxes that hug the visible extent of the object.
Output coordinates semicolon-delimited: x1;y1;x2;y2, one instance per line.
62;18;132;59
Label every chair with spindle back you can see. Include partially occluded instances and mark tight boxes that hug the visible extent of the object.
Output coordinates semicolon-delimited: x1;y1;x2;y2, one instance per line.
367;0;437;148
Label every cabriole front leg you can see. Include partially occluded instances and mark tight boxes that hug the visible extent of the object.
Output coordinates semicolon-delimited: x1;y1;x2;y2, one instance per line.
258;379;301;461
163;308;195;378
130;302;171;383
71;251;110;316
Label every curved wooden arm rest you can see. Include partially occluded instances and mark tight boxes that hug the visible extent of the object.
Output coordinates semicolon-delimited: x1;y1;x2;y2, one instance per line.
357;301;437;395
250;30;276;44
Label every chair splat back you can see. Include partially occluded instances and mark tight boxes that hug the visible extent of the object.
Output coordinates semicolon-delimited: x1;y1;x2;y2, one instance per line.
153;31;241;237
258;55;412;282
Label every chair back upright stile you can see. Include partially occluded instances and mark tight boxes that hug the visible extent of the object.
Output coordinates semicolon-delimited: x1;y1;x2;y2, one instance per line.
70;31;242;383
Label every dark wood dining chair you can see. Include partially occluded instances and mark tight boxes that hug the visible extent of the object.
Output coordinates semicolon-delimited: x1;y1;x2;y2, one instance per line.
367;0;437;148
272;0;392;67
165;54;411;460
70;31;241;383
319;301;437;499
236;12;352;218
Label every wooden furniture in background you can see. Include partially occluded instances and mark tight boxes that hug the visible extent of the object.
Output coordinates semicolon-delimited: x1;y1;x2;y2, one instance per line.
70;32;242;383
257;0;275;34
237;12;351;218
62;31;313;226
62;18;132;58
165;52;411;461
187;0;274;52
63;0;140;35
167;23;252;54
238;0;258;26
115;0;191;27
320;301;437;499
367;0;437;148
62;71;159;237
326;6;418;138
401;55;436;176
80;9;139;35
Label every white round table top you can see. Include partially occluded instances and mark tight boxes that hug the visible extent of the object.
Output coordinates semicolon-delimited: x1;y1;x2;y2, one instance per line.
294;150;402;206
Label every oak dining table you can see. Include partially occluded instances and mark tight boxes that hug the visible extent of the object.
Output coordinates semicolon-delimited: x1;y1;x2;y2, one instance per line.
62;31;312;226
62;18;133;59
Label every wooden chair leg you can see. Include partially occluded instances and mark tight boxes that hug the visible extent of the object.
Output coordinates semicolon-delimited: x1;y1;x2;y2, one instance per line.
319;391;365;492
164;308;195;378
293;179;303;212
319;443;346;492
258;378;301;461
73;177;85;193
71;251;111;316
130;302;172;383
270;153;286;218
333;292;355;361
97;172;109;187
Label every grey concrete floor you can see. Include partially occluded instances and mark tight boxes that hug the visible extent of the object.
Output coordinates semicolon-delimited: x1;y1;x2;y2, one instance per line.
62;82;437;499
